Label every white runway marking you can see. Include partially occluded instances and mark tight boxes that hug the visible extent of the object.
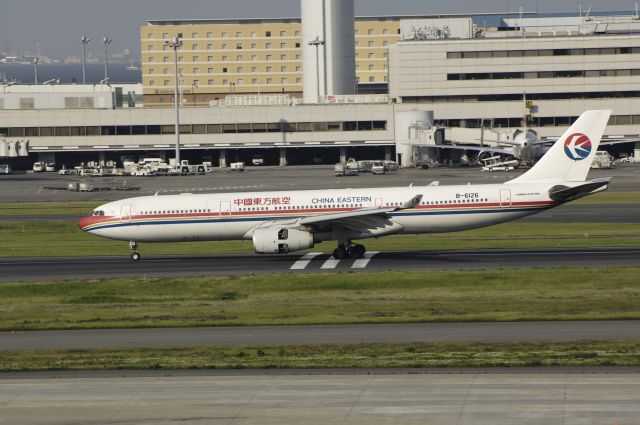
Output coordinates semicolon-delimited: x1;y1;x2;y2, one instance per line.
351;252;380;269
320;257;342;269
290;252;322;270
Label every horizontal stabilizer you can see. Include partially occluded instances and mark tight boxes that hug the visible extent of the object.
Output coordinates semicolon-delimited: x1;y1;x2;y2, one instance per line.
549;178;611;202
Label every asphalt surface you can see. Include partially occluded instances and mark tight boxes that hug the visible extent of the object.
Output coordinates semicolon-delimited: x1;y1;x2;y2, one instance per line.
2;372;639;425
2;321;638;351
1;164;638;202
1;247;638;281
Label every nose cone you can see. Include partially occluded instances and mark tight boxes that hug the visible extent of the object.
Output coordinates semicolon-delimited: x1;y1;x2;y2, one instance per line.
78;216;95;231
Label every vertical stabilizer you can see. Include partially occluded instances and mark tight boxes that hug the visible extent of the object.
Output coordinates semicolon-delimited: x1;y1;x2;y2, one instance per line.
509;110;611;184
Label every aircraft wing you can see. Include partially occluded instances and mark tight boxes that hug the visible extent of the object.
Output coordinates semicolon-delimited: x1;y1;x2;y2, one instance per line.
299;194;423;234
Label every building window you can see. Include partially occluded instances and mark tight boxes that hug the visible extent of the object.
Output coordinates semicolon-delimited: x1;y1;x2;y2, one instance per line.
295;66;301;71
149;81;155;86
164;80;170;86
266;31;271;37
207;44;213;50
251;43;257;49
222;79;228;84
193;68;199;74
368;41;374;47
208;56;213;62
252;78;257;84
368;29;374;35
251;31;257;37
221;32;227;38
383;29;389;35
383;41;388;46
162;33;168;39
149;68;155;74
222;44;228;49
237;67;243;72
296;78;301;83
280;43;286;48
237;55;242;61
266;66;273;72
193;80;199;86
148;45;153;51
163;68;169;74
163;56;169;62
280;54;286;60
267;78;272;84
369;53;374;59
236;44;242;49
237;79;243;84
281;78;287;84
295;31;300;36
193;56;199;62
236;32;242;37
207;32;213;38
223;67;228;73
266;55;272;60
208;68;213;73
192;33;198;38
251;55;257;61
266;43;272;49
208;79;213;85
368;76;375;82
222;56;227;61
368;64;374;70
251;66;256;72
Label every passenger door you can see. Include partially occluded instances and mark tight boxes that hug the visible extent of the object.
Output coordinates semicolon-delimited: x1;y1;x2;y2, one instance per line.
119;204;132;223
499;190;512;208
219;201;231;217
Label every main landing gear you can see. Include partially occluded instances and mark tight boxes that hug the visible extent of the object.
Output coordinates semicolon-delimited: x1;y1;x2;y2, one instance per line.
129;241;141;262
332;242;366;260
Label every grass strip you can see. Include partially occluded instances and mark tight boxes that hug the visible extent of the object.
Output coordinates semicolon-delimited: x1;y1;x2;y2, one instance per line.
1;340;638;372
1;268;639;331
1;221;640;257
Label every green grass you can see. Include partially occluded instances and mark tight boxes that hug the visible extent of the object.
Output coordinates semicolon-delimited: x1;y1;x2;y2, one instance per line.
1;340;638;372
0;201;101;216
0;190;637;217
1;268;639;331
1;221;640;257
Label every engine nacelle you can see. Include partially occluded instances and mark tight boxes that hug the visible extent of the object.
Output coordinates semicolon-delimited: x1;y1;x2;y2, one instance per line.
252;227;314;254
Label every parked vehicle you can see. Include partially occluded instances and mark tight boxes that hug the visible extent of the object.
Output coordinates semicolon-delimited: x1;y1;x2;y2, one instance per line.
252;155;264;166
591;150;614;169
45;162;56;172
371;161;386;175
0;164;10;174
32;162;45;172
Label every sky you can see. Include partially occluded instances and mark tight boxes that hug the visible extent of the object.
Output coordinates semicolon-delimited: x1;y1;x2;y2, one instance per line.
0;0;637;58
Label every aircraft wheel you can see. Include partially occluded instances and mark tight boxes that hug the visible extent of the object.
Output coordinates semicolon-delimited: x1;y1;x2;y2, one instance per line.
131;252;141;262
333;246;347;260
352;244;366;259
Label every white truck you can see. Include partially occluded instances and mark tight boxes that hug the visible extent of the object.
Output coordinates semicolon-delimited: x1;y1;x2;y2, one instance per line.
591;151;614;169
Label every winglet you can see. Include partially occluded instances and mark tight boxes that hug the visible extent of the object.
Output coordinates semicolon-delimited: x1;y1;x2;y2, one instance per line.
508;110;611;184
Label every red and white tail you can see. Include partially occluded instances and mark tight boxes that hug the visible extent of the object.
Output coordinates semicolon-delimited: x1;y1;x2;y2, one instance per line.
509;110;611;184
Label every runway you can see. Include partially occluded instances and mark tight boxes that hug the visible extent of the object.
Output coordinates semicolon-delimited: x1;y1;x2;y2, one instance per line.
1;372;639;425
1;247;639;281
2;321;638;351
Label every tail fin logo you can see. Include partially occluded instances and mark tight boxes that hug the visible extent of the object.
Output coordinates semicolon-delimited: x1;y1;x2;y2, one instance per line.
564;133;592;161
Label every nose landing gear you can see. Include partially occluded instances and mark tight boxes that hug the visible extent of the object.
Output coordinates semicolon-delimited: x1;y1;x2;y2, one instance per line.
332;242;366;260
129;241;141;262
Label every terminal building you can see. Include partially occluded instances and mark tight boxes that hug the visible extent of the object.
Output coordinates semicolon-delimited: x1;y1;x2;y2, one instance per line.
1;6;640;168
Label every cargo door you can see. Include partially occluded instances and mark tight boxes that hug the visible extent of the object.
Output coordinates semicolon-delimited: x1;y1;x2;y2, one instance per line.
499;189;512;208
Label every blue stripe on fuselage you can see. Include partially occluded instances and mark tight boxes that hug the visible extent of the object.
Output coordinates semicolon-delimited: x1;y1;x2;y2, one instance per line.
86;206;549;232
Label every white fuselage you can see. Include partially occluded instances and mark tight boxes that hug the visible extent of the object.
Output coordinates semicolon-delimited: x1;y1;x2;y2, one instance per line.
80;183;557;243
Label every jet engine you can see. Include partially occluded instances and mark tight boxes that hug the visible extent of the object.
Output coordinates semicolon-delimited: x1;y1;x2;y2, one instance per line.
252;227;314;254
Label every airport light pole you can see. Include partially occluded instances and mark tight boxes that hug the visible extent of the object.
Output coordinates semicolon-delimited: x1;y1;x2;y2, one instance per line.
308;36;325;103
33;57;40;84
165;36;183;165
102;37;112;82
80;36;90;84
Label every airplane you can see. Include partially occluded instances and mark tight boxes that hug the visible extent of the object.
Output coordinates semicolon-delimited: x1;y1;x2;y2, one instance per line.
79;110;612;262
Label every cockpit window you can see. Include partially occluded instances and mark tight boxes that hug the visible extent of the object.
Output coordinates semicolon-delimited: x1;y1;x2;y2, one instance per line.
92;210;105;216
